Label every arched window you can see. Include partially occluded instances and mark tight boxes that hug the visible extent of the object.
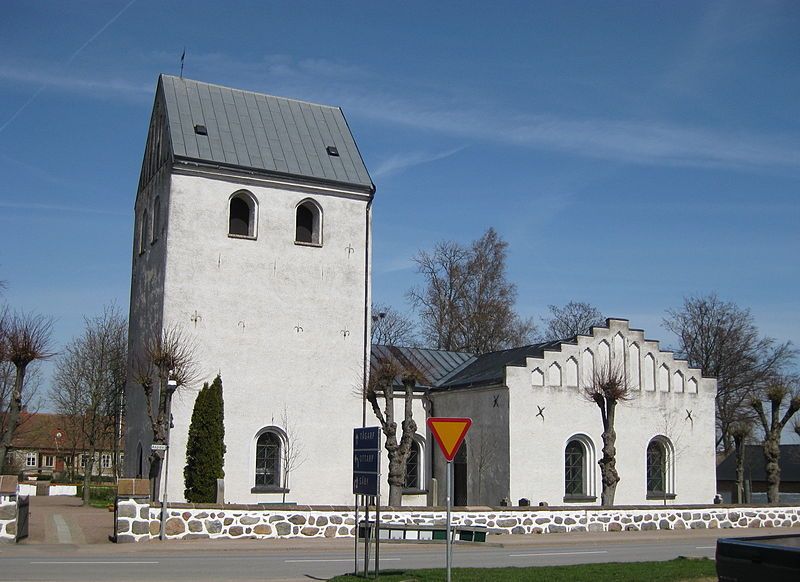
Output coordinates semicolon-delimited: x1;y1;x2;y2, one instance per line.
152;196;161;243
229;191;257;238
404;438;424;490
295;199;322;245
139;208;148;254
646;436;674;499
255;431;281;487
565;440;586;496
564;435;596;501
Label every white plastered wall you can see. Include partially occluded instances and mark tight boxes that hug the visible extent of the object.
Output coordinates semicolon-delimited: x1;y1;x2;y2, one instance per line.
506;319;717;506
149;170;370;504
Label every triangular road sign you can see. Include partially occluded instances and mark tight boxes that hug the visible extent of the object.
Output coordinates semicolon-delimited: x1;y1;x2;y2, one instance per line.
427;417;472;462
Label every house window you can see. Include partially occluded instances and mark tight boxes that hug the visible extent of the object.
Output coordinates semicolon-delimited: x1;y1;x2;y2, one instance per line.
565;441;585;496
151;196;161;243
295;199;322;245
646;437;674;498
26;452;37;467
564;435;596;501
101;454;112;469
229;191;257;238
80;454;88;469
404;439;422;490
43;455;55;467
255;431;281;487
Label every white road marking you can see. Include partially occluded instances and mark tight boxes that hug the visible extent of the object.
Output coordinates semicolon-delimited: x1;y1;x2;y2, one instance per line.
30;561;159;565
695;546;715;549
52;514;71;544
284;557;402;563
509;550;608;558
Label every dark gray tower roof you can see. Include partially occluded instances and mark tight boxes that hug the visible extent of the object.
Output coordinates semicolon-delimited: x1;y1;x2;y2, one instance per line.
157;74;374;193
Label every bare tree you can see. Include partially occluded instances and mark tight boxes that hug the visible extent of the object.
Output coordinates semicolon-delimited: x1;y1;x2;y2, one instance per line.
132;324;199;499
584;360;631;506
408;228;535;354
540;301;605;341
0;311;55;474
663;294;796;453
51;306;127;504
730;421;752;504
371;303;417;347
365;360;418;506
279;405;306;504
751;383;800;505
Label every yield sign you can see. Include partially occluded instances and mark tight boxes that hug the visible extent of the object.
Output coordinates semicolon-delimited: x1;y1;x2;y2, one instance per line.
427;417;472;462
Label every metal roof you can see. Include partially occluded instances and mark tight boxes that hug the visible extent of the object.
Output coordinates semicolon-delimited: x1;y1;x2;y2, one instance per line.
370;345;475;389
159;75;374;192
438;340;567;389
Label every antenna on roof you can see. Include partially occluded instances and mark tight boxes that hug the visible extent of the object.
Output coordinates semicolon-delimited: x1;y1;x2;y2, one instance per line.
180;47;186;78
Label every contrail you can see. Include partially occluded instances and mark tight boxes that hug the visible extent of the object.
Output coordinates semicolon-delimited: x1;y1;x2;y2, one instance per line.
0;0;137;135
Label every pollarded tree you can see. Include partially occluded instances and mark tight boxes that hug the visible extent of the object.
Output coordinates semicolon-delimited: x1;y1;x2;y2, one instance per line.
133;324;200;500
0;311;55;474
184;375;226;503
540;301;605;341
365;360;418;506
729;421;752;504
583;360;631;506
751;383;800;505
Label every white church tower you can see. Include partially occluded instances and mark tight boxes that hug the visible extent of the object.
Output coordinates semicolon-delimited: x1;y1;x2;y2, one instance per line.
125;75;375;504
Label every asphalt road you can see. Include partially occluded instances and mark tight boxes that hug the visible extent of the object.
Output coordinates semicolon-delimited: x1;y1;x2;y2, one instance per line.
0;527;786;581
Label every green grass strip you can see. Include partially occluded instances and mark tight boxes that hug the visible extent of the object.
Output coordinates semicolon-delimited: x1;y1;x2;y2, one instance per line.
330;557;715;581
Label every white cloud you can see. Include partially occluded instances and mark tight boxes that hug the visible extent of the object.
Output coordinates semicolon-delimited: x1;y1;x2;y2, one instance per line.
372;147;466;179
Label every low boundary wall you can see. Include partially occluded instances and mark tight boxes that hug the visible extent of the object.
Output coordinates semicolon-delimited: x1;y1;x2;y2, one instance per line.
114;498;800;543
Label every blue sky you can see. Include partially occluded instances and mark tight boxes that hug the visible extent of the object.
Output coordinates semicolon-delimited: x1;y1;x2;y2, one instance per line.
1;1;798;405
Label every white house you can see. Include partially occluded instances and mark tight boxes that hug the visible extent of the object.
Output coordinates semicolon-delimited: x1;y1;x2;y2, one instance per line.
126;76;717;508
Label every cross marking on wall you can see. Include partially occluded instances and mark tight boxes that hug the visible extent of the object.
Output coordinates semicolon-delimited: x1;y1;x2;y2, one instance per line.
341;327;350;338
190;310;202;327
345;244;355;257
536;405;546;421
492;395;500;408
294;323;304;334
685;409;693;422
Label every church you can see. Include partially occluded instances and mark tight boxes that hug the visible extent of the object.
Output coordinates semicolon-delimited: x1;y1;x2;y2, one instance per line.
124;75;718;508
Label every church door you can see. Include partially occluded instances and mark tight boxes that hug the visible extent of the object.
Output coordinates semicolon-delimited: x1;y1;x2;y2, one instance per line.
453;443;468;506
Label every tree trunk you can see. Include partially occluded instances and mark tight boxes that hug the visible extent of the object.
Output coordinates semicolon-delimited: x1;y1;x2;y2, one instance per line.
0;364;26;474
734;437;746;504
598;401;620;507
763;432;781;505
82;447;96;505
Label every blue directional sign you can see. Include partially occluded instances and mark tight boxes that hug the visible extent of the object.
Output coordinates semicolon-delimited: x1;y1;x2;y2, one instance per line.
353;427;381;450
353;427;381;496
353;450;379;473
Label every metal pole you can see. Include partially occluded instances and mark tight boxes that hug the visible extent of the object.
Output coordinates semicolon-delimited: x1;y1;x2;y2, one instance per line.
446;460;452;582
354;495;359;575
159;444;170;540
375;490;380;578
363;497;370;577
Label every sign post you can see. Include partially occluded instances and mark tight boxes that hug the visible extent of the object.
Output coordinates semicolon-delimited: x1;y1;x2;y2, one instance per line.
353;427;381;577
427;417;472;582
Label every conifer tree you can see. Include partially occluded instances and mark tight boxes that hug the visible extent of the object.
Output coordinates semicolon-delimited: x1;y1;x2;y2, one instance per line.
184;374;226;502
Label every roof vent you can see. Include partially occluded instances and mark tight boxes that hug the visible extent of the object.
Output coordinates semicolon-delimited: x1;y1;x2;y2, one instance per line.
326;145;339;157
194;124;208;136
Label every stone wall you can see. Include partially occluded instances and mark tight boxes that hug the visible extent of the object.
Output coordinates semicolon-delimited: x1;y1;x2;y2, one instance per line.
115;500;800;542
0;495;16;543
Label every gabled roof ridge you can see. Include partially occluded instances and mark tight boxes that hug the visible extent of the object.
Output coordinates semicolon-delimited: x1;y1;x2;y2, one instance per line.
160;74;342;111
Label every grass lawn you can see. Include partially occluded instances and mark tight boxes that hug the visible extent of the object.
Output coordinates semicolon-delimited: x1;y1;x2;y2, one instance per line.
330;557;715;581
